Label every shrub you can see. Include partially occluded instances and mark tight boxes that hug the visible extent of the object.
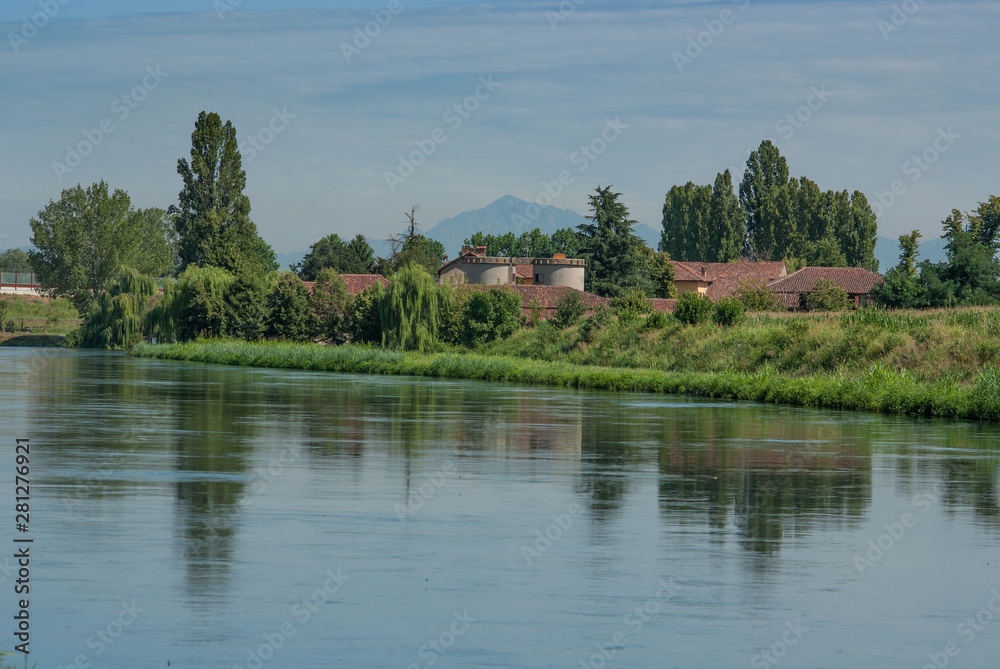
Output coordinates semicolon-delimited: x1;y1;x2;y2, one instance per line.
804;278;852;312
674;292;714;325
461;287;522;347
712;297;745;326
644;310;670;330
610;288;653;324
524;296;544;328
579;304;612;343
733;280;780;311
554;291;587;329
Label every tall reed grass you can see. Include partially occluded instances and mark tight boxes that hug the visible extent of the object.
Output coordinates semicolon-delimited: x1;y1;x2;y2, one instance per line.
132;338;1000;421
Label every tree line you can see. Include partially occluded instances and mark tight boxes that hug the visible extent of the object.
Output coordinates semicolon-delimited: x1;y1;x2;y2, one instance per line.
874;196;1000;308
660;140;879;271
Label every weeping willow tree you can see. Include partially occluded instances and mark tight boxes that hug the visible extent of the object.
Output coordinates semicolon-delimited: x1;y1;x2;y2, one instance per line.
149;265;236;342
79;269;158;349
377;263;448;351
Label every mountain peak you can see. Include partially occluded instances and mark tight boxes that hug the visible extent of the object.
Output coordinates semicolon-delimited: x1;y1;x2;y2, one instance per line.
425;195;660;257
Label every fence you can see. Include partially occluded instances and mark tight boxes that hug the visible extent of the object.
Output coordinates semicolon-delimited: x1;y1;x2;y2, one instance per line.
1;272;39;287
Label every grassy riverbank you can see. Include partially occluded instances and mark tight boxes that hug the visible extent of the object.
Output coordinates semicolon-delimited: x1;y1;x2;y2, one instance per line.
0;294;80;337
132;307;1000;421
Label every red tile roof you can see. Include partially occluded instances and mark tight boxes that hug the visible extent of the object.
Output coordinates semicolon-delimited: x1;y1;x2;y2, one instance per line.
768;267;883;295
515;264;534;280
671;261;788;299
302;274;388;296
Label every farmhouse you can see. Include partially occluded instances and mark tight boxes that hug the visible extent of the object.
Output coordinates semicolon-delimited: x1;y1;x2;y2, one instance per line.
438;245;586;291
767;267;883;309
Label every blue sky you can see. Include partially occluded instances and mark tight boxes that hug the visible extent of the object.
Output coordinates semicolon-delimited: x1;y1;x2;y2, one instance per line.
1;0;997;255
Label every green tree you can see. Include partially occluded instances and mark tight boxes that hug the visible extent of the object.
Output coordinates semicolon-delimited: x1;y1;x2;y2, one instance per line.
709;170;745;262
226;270;272;341
712;296;744;326
732;280;780;311
393;234;446;275
153;265;235;341
79;269;158;349
553;291;587;328
898;230;922;277
967;195;1000;252
578;186;652;297
0;249;33;273
297;233;375;280
803;278;851;311
345;286;382;344
550;228;585;257
174;111;276;275
29;181;175;312
309;268;350;341
659;182;711;261
609;288;653;324
838;191;879;271
378;263;443;350
266;272;313;341
740;140;790;258
649;251;677;298
460;287;522;347
674;291;714;325
344;234;376;273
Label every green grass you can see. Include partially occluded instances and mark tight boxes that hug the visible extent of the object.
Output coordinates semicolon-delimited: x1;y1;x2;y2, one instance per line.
132;336;1000;422
0;295;80;335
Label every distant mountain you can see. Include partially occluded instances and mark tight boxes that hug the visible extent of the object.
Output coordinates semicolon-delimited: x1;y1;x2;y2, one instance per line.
424;195;660;258
874;235;947;272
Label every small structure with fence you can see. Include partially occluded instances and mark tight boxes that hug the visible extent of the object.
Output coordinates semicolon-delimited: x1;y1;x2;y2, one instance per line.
0;272;44;295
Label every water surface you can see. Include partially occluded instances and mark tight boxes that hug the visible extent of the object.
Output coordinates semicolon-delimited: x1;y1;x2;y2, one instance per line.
1;349;998;668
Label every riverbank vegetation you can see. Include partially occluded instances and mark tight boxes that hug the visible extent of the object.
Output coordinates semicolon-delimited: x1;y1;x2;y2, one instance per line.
0;294;79;341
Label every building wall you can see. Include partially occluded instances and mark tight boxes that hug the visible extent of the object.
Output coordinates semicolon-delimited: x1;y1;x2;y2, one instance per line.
461;262;513;286
675;280;710;295
533;264;585;291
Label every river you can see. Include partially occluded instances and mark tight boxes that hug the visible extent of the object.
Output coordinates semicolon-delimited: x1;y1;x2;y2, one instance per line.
1;348;998;668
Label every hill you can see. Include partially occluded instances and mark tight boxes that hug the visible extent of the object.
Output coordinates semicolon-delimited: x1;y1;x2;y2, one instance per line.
424;195;660;257
874;235;947;272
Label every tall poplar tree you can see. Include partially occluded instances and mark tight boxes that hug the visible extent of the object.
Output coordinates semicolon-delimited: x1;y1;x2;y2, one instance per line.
175;111;277;275
708;170;744;262
739;140;790;258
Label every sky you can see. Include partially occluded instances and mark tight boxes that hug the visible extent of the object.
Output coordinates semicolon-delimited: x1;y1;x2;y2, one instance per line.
1;0;997;255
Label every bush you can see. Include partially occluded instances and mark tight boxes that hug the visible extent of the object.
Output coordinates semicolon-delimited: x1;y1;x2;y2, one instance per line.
579;304;612;343
609;288;653;324
460;287;522;347
733;279;780;311
674;292;714;325
553;291;587;329
804;278;852;312
644;310;670;330
712;297;745;326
